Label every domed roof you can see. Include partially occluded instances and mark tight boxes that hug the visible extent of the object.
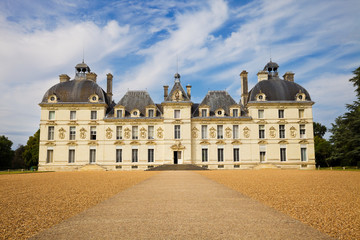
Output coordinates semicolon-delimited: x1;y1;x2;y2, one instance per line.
263;60;279;72
41;79;110;105
248;79;311;102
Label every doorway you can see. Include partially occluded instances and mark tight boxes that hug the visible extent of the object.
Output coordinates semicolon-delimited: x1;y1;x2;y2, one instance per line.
173;151;182;164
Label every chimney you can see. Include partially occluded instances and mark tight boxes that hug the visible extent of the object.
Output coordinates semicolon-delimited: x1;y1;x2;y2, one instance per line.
86;72;97;82
257;70;268;82
59;74;70;83
186;85;191;100
107;73;113;103
240;70;248;105
163;85;169;100
283;72;295;82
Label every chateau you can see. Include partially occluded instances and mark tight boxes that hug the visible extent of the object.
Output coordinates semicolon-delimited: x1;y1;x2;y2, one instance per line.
39;60;315;171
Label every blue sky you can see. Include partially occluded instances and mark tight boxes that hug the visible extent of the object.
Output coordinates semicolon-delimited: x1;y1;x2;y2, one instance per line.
0;0;359;148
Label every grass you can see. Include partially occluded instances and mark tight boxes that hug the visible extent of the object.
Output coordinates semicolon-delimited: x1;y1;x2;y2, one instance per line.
0;170;49;175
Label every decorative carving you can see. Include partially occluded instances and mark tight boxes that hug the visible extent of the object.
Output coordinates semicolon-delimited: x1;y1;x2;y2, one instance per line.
231;140;242;145
88;141;98;145
192;127;199;138
199;140;210;145
140;127;147;139
146;141;156;145
243;127;250;138
278;140;288;144
258;140;267;144
172;90;183;101
80;128;87;139
170;142;185;150
209;127;216;138
216;140;226;145
290;126;297;138
67;141;77;146
269;126;276;138
225;127;232;138
157;127;163;138
124;127;131;139
130;141;140;145
114;140;125;145
106;127;113;139
58;128;66;139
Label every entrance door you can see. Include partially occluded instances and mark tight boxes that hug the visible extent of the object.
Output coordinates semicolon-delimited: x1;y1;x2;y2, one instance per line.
173;151;182;164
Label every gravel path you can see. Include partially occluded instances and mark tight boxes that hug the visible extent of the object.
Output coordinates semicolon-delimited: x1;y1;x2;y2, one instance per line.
31;171;330;240
199;170;360;240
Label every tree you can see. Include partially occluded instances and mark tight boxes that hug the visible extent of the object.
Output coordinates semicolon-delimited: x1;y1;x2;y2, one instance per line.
329;67;360;166
12;145;26;169
23;130;40;169
0;135;14;169
313;122;327;138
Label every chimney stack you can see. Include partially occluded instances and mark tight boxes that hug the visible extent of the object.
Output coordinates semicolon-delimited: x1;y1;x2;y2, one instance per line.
186;85;191;99
257;70;268;82
283;72;295;82
86;72;97;82
240;70;248;105
163;85;169;100
59;74;70;83
106;73;113;103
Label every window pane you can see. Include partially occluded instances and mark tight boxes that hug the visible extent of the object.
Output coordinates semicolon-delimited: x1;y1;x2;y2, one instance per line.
70;111;76;120
258;110;264;118
234;148;239;162
49;111;55;120
260;151;266;162
233;125;239;139
90;149;96;163
174;125;180;139
233;109;238;117
300;125;306;138
174;110;180;118
280;148;286;161
279;125;285;138
70;126;76;140
117;110;122;118
217;125;223;139
202;149;208;162
116;149;122;163
116;126;122;140
91;111;97;120
132;149;138;162
48;126;54;140
148;149;154;162
132;126;138;139
217;148;224;162
301;148;307;161
201;109;207;117
68;149;75;163
148;126;154;139
148;109;154;118
46;150;53;163
201;125;207;139
278;110;284;118
90;126;96;140
259;125;265;139
299;109;304;118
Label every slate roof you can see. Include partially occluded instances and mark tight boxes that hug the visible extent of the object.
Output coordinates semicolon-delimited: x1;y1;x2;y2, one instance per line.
248;79;311;102
41;79;110;105
197;91;239;116
116;91;156;116
165;81;191;102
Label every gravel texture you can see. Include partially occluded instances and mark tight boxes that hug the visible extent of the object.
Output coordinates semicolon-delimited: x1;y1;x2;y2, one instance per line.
0;171;157;240
199;170;360;240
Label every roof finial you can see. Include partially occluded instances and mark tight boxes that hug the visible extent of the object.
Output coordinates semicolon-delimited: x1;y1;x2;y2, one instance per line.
270;45;272;62
82;45;85;63
176;55;179;74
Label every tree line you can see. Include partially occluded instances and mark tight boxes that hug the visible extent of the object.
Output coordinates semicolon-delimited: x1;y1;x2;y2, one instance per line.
314;66;360;167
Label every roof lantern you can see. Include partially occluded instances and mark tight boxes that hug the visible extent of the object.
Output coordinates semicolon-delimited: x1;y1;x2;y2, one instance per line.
75;60;91;80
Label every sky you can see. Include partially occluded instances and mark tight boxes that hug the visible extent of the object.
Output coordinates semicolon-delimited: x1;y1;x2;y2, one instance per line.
0;0;359;148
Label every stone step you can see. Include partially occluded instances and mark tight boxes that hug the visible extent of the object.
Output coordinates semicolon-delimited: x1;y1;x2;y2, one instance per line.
79;164;106;171
252;163;279;170
146;164;208;171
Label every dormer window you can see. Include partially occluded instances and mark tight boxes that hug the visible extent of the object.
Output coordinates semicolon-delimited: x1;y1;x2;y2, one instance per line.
232;109;239;117
296;91;306;101
256;92;266;101
89;94;99;103
116;109;123;118
216;109;224;117
199;106;210;117
48;95;57;103
148;109;154;118
131;109;140;117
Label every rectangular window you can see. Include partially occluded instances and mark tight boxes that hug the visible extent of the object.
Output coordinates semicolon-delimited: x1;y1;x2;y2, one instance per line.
148;126;154;139
49;111;55;120
89;149;96;163
91;111;97;120
300;125;306;138
116;126;122;140
116;149;122;163
280;148;286;161
258;109;264;119
69;126;76;140
217;125;223;139
132;126;138;140
233;125;239;139
148;109;154;118
90;126;96;140
174;110;180;119
48;126;54;140
259;125;265;139
279;125;285;138
148;149;154;163
132;149;138;162
233;148;240;162
217;148;224;162
202;149;208;162
201;109;207;117
116;110;123;118
68;149;75;163
46;149;53;163
233;109;239;117
278;109;284;118
260;151;266;162
299;109;304;118
201;125;207;139
70;111;76;120
301;148;307;162
174;125;181;139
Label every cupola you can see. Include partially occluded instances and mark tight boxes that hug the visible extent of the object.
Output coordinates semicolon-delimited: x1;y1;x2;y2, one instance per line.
75;60;91;80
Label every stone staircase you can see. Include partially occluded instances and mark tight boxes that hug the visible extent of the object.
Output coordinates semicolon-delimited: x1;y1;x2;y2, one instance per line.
79;164;106;171
146;164;208;171
252;163;279;170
